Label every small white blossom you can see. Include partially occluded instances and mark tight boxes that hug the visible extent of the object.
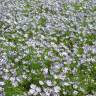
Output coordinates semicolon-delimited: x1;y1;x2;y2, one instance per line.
0;87;3;92
24;34;28;38
73;90;78;95
0;82;4;86
54;86;61;93
39;80;44;85
15;58;19;62
36;87;41;93
46;80;52;86
3;68;9;73
43;68;48;74
28;89;35;95
73;84;78;89
63;82;70;86
30;84;36;89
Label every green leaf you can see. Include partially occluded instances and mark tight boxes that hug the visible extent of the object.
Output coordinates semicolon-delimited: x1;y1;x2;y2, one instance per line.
4;80;24;96
38;17;47;26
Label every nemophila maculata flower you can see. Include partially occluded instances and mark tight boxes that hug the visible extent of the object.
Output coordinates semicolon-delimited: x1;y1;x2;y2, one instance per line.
0;0;96;96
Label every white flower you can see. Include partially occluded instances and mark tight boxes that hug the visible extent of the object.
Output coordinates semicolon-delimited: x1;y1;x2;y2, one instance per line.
63;67;69;73
44;88;52;96
44;56;48;60
60;52;68;56
73;84;78;89
24;34;28;38
3;68;9;73
28;84;41;95
73;90;78;95
58;75;65;80
0;87;4;92
30;84;36;89
54;86;61;93
3;75;9;80
63;91;67;95
0;37;6;40
54;75;58;79
43;68;48;74
79;87;85;92
64;82;70;86
41;35;45;39
46;80;52;86
12;81;18;87
36;87;41;93
0;82;4;86
16;77;21;82
15;58;19;62
39;80;44;85
28;89;35;95
22;74;27;79
10;77;15;82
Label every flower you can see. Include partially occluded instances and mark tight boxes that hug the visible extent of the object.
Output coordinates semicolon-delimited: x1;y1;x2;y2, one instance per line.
73;90;78;95
30;84;36;89
28;84;41;95
54;86;61;93
0;82;4;86
39;80;44;85
28;89;35;95
43;68;48;74
24;34;28;38
36;87;41;93
63;82;70;86
46;80;52;86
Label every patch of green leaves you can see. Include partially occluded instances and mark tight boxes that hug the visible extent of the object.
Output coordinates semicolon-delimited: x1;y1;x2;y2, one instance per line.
4;80;24;96
38;17;47;26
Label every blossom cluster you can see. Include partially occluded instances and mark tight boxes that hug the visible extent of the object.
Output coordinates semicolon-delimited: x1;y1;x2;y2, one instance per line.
0;0;96;96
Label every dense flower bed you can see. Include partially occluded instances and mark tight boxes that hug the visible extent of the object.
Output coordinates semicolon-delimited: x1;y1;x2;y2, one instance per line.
0;0;96;96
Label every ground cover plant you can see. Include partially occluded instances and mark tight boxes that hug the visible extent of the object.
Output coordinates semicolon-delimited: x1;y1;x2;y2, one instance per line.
0;0;96;96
